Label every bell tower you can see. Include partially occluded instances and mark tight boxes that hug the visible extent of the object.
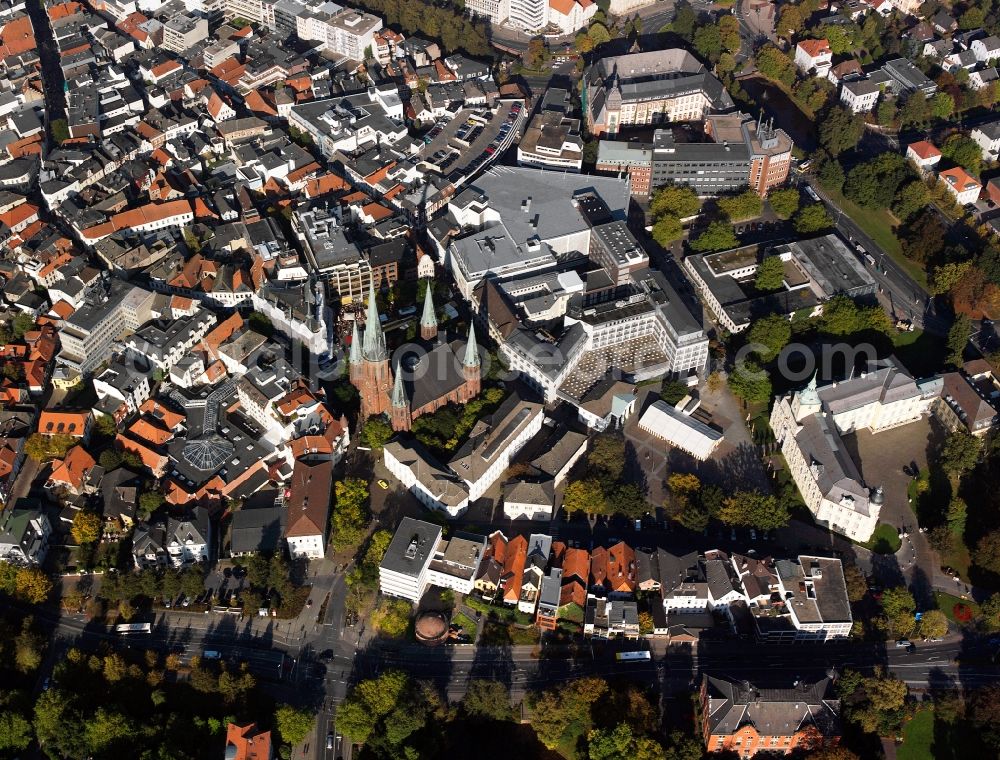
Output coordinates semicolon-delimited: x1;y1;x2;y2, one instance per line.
420;284;437;342
355;282;393;419
390;365;411;432
462;323;481;399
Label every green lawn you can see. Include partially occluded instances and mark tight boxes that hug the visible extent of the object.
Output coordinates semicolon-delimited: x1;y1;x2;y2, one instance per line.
824;186;927;287
934;590;979;625
452;611;477;640
863;523;902;554
898;710;934;760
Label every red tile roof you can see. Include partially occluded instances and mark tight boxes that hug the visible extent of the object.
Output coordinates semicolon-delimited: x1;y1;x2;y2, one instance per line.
908;140;941;160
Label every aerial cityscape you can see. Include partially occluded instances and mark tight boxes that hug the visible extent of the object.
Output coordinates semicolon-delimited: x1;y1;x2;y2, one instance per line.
4;0;1000;758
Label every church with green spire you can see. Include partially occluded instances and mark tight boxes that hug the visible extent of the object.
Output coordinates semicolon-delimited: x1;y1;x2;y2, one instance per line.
351;283;481;432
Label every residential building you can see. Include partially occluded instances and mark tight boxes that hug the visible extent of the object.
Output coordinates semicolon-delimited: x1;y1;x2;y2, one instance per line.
379;517;441;602
37;410;92;441
584;49;734;136
225;723;273;760
972;122;1000;161
971;67;1000;90
547;0;598;34
839;79;881;113
287;89;406;159
880;58;937;97
424;532;486;594
771;556;853;641
972;35;1000;63
132;520;167;568
700;675;841;756
905;140;941;170
583;593;640;638
938;166;982;205
794;39;833;77
934;360;1000;437
284;458;333;559
503;480;554;520
0;506;51;565
166;508;211;566
536;566;562;630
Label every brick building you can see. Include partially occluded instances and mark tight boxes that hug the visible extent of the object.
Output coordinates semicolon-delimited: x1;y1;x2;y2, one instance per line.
700;675;841;756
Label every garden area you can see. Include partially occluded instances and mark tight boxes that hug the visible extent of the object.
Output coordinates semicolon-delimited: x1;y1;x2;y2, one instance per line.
410;386;506;454
864;523;902;555
897;709;934;760
933;591;979;626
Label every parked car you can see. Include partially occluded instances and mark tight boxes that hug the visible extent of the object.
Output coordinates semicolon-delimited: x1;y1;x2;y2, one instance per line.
377;479;389;489
895;639;913;648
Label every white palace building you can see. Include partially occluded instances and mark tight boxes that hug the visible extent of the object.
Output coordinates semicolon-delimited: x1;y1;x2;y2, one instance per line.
770;360;935;542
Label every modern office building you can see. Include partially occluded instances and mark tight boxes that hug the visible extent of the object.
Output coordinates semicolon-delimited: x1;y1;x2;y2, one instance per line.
379;517;442;601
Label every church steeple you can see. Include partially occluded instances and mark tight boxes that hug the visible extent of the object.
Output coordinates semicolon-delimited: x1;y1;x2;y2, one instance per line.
362;281;387;362
463;322;480;368
390;362;411;432
462;322;481;399
420;284;437;341
391;365;407;408
351;280;393;420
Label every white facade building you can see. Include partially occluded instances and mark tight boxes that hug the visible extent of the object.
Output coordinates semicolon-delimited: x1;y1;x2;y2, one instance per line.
839;79;881;113
165;510;210;567
424;533;486;595
379;517;441;602
770;363;931;542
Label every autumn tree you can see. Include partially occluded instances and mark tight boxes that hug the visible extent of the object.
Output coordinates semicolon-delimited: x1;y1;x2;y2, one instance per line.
940;430;981;475
690;220;739;253
461;680;513;722
564;479;607;516
976;530;1000;575
747;314;792;361
718;491;789;530
71;510;102;545
530;677;609;750
768;187;800;219
728;360;772;404
880;586;916;636
274;704;315;746
793;203;833;234
330;478;369;551
917;609;948;640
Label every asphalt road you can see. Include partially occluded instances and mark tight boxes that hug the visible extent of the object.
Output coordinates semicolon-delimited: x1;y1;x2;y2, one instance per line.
802;174;949;335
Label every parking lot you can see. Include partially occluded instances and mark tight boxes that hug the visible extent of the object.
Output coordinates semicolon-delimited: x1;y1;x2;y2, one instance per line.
417;100;525;186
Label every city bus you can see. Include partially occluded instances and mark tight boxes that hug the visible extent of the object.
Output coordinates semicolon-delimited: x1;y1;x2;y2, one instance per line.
115;623;152;635
615;651;651;662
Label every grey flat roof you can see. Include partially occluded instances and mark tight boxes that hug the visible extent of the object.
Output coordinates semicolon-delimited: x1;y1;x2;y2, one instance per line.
786;234;876;297
381;517;442;578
